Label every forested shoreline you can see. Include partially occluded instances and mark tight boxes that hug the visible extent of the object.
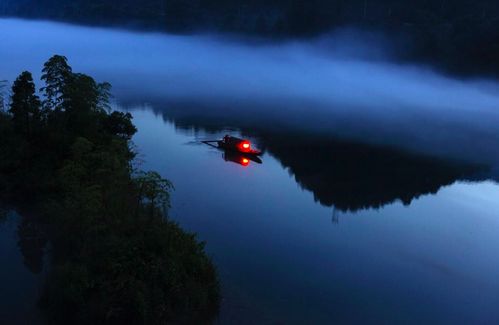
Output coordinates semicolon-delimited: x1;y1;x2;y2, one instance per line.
2;0;499;75
0;56;220;324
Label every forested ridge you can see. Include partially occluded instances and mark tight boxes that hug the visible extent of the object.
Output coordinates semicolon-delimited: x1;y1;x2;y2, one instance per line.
2;0;499;74
0;56;220;324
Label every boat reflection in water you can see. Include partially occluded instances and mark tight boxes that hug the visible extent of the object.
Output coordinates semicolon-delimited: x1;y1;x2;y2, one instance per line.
223;150;263;167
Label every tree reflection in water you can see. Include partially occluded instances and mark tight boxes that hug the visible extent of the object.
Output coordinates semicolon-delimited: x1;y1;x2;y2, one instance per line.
259;132;486;212
17;214;47;275
150;106;494;214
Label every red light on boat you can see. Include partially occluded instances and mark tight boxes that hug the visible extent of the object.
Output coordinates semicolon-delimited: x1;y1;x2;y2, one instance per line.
238;140;251;152
241;158;250;166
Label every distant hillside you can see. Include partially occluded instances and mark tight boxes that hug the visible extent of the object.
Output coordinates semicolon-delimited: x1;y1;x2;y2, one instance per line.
2;0;499;75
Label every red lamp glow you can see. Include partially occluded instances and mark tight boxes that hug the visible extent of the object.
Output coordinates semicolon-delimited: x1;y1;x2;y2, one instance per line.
238;140;251;152
241;158;250;166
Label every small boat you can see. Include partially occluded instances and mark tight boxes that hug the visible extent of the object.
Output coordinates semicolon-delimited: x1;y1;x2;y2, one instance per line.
216;135;262;156
202;135;263;166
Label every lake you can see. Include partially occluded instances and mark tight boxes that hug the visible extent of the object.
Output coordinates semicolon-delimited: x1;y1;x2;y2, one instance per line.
0;210;45;324
1;18;499;324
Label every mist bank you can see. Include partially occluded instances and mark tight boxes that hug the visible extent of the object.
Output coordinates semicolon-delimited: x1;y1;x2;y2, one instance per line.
2;0;499;75
2;18;499;170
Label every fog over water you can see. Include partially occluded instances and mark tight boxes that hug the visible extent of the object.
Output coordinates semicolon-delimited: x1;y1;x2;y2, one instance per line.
2;18;499;167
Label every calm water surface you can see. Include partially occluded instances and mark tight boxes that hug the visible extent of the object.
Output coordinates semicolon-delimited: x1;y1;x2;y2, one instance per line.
1;18;499;324
0;211;45;324
130;109;499;324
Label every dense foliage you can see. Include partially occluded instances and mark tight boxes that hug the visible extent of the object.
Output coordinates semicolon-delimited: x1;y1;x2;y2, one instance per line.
1;0;499;74
0;56;220;324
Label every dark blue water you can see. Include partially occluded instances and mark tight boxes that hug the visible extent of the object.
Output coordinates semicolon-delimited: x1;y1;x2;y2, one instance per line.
1;18;499;324
0;211;45;324
130;109;499;324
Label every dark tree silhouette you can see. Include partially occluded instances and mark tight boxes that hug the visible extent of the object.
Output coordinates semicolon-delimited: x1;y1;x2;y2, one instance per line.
17;216;47;274
9;71;41;138
40;55;72;111
104;111;137;140
1;56;220;324
0;80;8;111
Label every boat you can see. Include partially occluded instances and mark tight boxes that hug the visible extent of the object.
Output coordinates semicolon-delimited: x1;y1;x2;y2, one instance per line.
216;135;262;156
201;135;263;166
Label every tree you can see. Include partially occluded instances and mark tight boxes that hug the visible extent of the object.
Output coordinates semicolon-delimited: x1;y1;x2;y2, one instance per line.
0;80;7;111
40;55;72;111
63;73;117;140
39;56;116;144
134;171;173;219
64;73;100;113
3;57;220;324
9;71;42;138
104;111;137;141
64;73;113;115
97;82;112;113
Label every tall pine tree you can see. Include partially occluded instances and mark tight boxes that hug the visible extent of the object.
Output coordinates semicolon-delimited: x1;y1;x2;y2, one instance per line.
9;71;41;138
40;55;72;112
